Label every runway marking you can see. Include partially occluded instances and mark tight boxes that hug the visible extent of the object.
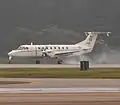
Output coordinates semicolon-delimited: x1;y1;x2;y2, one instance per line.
30;82;41;84
0;88;119;93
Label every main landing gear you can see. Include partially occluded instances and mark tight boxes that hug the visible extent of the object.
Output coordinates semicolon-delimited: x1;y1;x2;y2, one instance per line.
36;60;40;64
57;60;63;64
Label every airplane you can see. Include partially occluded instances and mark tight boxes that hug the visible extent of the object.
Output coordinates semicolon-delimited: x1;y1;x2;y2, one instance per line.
8;32;111;64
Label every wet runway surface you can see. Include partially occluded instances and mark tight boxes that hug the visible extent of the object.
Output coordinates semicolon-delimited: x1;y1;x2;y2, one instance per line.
0;64;120;68
0;93;120;105
0;78;120;88
0;78;119;105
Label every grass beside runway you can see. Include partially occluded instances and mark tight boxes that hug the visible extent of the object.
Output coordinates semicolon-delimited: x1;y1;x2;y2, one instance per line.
0;81;30;84
0;68;120;78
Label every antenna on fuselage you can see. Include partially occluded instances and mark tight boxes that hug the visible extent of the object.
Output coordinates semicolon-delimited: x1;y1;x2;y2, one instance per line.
30;42;33;45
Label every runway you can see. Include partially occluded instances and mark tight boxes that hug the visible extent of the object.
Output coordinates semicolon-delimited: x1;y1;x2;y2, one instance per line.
0;64;120;68
0;78;120;105
0;93;120;105
0;64;119;105
0;78;120;88
0;87;120;93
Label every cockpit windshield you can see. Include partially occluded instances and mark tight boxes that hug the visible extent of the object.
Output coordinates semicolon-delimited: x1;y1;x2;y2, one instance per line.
17;47;23;50
17;46;28;50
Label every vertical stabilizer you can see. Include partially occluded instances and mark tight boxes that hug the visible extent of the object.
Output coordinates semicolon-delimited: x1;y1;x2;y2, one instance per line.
75;32;111;52
75;32;98;52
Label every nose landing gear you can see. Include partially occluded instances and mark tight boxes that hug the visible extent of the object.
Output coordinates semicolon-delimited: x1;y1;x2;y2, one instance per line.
8;56;12;64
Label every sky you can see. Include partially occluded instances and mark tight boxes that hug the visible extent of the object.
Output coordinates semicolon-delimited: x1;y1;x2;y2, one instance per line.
0;0;120;56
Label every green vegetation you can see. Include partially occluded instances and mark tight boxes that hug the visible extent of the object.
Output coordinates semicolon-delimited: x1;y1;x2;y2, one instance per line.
0;68;120;78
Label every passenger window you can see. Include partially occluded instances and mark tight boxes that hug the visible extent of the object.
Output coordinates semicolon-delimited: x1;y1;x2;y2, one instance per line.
66;47;68;49
50;47;52;49
46;47;48;49
38;47;40;49
54;47;56;49
58;47;60;49
62;47;64;49
26;47;28;49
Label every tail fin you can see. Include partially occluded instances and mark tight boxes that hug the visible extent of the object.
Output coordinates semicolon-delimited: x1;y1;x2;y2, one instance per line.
76;32;98;47
75;32;111;52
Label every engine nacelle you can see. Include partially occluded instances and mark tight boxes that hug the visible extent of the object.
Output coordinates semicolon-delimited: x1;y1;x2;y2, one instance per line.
46;51;55;58
42;50;55;58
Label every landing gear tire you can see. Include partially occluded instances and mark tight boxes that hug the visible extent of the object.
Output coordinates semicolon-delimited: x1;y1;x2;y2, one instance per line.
36;60;40;64
8;61;12;64
8;56;12;64
57;60;63;64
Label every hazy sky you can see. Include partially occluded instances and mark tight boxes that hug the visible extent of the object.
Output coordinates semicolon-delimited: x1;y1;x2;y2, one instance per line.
0;0;120;34
0;0;120;55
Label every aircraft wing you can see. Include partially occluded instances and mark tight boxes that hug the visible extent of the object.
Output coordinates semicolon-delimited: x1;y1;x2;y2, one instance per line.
54;50;79;56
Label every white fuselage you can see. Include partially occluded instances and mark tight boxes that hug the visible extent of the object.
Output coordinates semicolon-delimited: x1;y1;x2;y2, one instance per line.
8;44;81;58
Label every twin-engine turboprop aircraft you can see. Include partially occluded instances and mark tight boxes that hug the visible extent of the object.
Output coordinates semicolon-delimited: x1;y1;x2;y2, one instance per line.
8;32;111;64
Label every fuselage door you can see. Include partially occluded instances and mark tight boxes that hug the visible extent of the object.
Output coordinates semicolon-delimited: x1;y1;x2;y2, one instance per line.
28;45;37;56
